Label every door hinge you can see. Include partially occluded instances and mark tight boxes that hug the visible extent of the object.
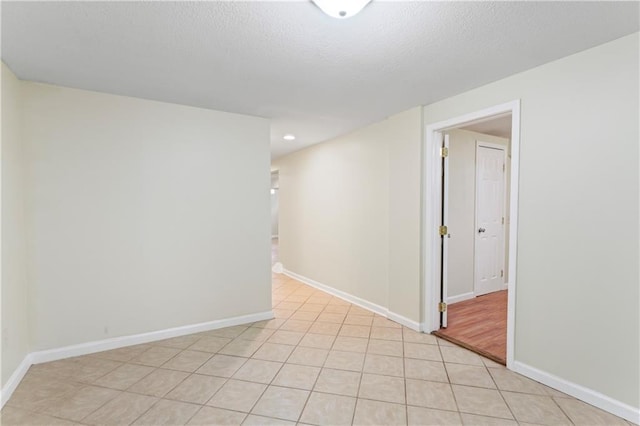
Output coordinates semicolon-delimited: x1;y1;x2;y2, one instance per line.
501;270;504;278
440;147;448;158
438;302;447;313
503;163;505;172
439;225;448;236
502;217;504;225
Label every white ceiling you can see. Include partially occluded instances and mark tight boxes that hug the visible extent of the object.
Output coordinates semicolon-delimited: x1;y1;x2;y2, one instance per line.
2;1;638;159
461;115;512;139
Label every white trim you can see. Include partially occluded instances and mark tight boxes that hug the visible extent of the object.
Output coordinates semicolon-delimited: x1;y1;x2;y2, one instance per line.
0;309;273;407
422;100;520;370
386;311;421;331
513;361;640;424
1;310;272;406
283;268;421;331
271;235;279;239
1;354;33;407
283;269;387;316
30;310;274;365
2;310;273;407
447;292;475;305
506;103;520;370
441;133;450;327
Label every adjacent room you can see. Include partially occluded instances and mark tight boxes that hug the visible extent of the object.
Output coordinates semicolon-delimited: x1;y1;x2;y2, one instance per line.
1;1;638;425
433;114;514;365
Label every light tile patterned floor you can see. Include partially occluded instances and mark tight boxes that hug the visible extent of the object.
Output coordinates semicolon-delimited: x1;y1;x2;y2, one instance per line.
1;273;635;425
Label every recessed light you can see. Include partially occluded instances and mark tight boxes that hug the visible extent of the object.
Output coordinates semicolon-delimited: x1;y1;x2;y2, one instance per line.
283;134;296;141
312;0;372;19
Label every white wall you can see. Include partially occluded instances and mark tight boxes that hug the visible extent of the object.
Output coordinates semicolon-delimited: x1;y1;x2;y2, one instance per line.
21;82;272;351
273;107;422;321
423;33;639;409
446;129;510;300
1;63;30;387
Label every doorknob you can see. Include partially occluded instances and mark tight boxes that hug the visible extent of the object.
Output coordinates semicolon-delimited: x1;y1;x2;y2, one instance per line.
478;228;486;233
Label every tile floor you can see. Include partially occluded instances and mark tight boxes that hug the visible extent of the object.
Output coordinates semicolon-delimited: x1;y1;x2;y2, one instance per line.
2;273;635;425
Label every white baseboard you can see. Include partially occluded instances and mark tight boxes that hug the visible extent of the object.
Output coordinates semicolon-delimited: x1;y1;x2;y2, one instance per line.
512;361;640;424
31;310;274;365
284;269;388;316
386;311;421;331
1;354;33;408
447;291;475;304
1;310;273;408
283;269;637;423
283;268;421;332
451;286;506;304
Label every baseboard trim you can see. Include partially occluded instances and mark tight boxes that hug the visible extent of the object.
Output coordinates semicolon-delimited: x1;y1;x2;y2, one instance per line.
512;361;639;424
386;311;421;331
1;354;33;408
447;292;475;304
283;268;421;332
31;310;274;365
283;269;388;317
1;310;273;408
286;265;639;422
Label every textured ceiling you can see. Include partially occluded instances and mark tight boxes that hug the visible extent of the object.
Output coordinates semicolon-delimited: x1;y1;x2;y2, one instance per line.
2;1;638;159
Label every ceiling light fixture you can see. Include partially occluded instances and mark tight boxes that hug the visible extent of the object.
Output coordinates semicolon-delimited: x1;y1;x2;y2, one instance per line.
283;134;296;141
312;0;372;19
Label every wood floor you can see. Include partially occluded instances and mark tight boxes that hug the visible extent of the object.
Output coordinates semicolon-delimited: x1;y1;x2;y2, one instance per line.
434;290;507;365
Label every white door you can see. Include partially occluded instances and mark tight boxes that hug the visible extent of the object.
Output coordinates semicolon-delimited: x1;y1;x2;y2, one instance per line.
474;143;506;296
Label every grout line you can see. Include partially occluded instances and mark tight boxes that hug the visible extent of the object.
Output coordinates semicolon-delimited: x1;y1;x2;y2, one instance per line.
438;340;462;419
550;393;577;425
402;329;409;423
494;388;518;422
483;360;520;423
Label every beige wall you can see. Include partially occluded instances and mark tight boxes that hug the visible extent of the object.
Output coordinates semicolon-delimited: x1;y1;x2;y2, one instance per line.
273;107;422;321
388;108;424;321
423;33;639;408
446;129;510;299
1;63;30;386
21;82;272;351
274;33;638;410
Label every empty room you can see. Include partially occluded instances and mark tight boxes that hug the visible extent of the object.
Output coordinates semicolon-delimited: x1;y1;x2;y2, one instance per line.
1;1;638;425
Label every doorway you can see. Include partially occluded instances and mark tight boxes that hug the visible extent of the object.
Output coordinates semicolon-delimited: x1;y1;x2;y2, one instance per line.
423;101;520;368
436;126;511;363
271;171;280;267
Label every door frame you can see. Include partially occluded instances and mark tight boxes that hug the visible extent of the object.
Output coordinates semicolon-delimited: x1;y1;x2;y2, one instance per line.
474;141;508;296
421;100;520;369
440;134;450;328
